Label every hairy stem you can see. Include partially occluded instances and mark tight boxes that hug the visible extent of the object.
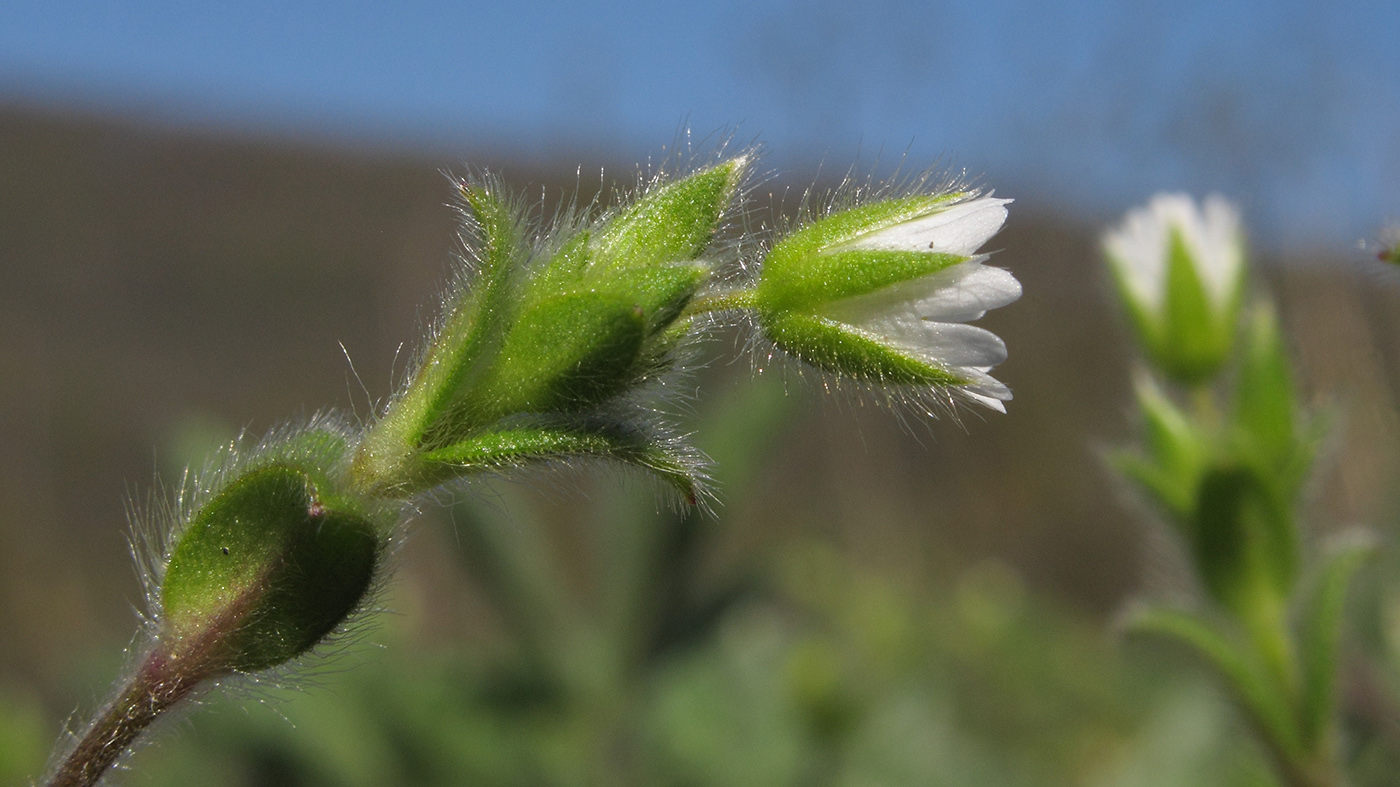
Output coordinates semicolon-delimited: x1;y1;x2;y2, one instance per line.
47;651;210;787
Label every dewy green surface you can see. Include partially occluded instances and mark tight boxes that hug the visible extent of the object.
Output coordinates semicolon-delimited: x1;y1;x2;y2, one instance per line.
161;464;380;672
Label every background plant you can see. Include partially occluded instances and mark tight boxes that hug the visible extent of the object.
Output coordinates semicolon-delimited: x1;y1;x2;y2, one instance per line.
1105;193;1389;787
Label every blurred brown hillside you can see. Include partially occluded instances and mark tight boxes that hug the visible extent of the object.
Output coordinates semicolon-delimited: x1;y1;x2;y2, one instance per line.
3;104;1399;721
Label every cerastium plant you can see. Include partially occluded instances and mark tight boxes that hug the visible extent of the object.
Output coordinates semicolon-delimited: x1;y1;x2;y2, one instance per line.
1106;194;1369;787
43;149;1023;786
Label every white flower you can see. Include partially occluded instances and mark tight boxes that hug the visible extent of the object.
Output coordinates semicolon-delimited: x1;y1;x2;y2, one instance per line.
1102;193;1245;383
823;196;1021;411
1104;193;1243;318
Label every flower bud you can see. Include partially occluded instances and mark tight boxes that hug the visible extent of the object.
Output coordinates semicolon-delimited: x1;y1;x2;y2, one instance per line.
159;462;383;673
754;194;1020;411
1103;193;1245;384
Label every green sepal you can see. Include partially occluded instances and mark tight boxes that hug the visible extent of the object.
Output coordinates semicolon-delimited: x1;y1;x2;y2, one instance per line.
565;159;747;340
528;229;595;295
763;312;968;386
1105;228;1243;385
1157;229;1243;384
589;262;708;336
420;422;705;504
1191;464;1298;616
1298;534;1374;747
757;249;964;315
756;194;971;315
766;194;962;262
1126;604;1304;761
161;464;381;673
406;182;523;438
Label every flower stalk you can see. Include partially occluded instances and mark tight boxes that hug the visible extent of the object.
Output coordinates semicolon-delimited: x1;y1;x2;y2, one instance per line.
48;652;206;787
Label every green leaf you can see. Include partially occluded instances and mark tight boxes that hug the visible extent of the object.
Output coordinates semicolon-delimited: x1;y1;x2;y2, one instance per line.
1127;604;1304;760
421;421;706;504
1298;534;1375;747
1234;302;1302;478
458;290;648;423
593;157;748;271
1192;465;1298;614
1117;374;1205;521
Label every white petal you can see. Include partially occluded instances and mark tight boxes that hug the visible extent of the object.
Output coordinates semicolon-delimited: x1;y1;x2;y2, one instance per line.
822;262;1022;326
861;317;1008;367
951;367;1012;411
1102;192;1243;312
1194;194;1244;304
840;196;1011;256
911;263;1021;322
1103;198;1172;310
961;391;1007;413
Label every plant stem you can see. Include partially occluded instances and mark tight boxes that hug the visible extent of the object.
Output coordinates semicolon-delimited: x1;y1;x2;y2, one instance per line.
681;288;757;319
46;651;208;787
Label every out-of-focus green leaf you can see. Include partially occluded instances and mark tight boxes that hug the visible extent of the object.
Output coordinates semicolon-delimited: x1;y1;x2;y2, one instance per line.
1126;604;1303;763
1115;374;1206;522
1233;303;1296;472
1298;533;1375;748
1191;465;1298;616
0;686;48;787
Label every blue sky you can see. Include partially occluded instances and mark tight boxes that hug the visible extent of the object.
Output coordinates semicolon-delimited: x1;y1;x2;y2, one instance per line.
2;0;1397;249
